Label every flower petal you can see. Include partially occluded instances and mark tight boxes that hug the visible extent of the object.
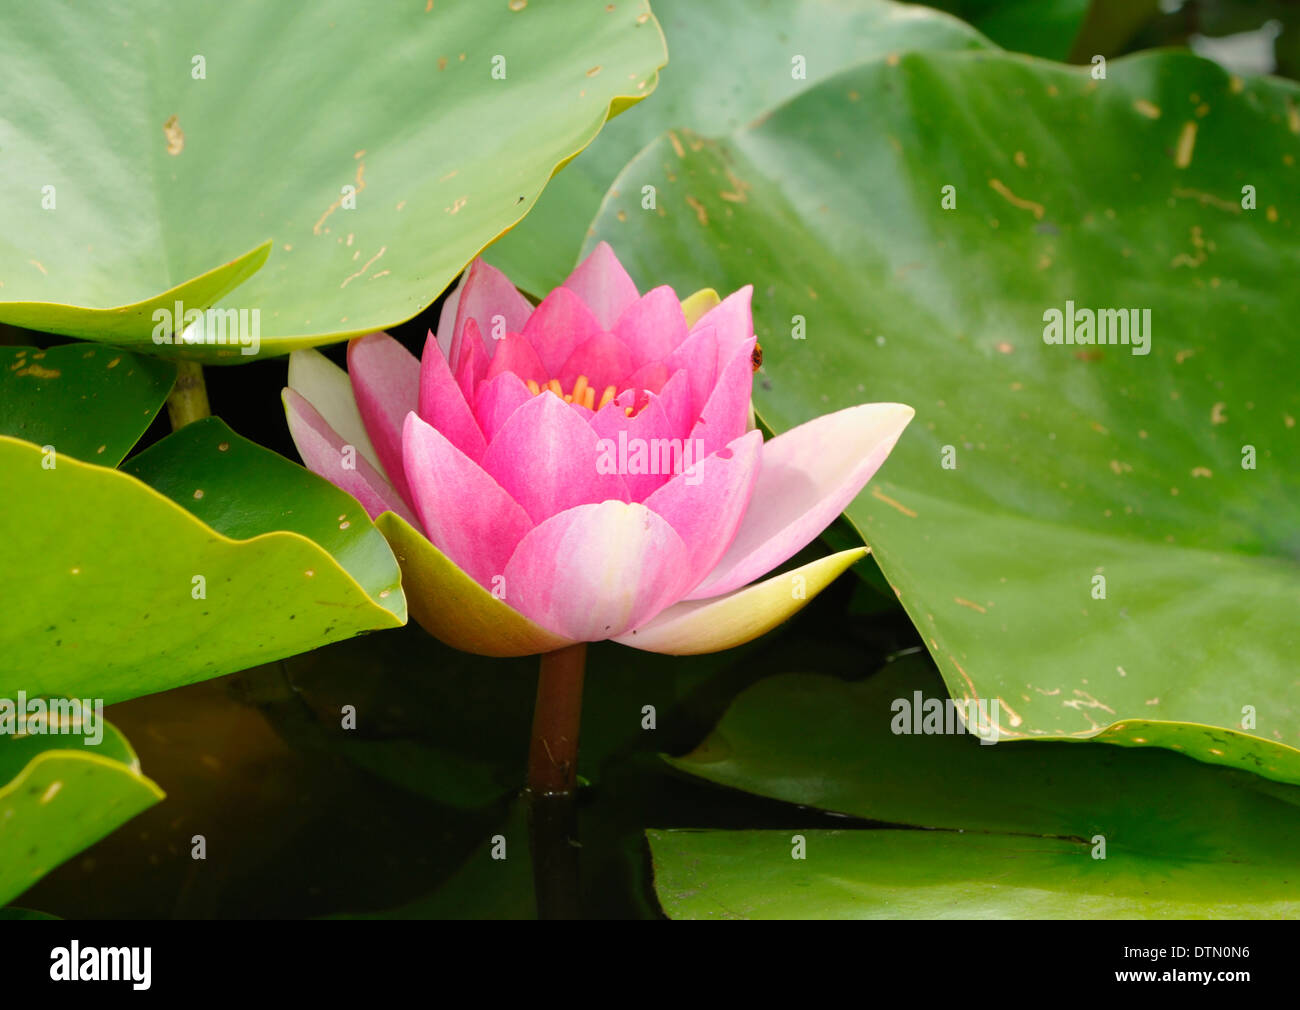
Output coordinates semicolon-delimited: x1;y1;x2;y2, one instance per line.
589;381;695;501
613;285;689;368
435;271;464;361
643;430;762;587
481;392;630;522
621;359;670;396
287;347;386;481
375;511;572;657
522;286;606;377
282;388;421;529
687;403;914;600
615;548;867;654
417;331;486;461
665;325;718;417
562;240;639;329
690;337;755;459
447;258;533;371
454;321;489;404
654;368;696;439
502;501;691;640
692;285;754;365
402;412;533;589
556;331;634;393
474;371;534;443
347;332;420;508
485;330;548;386
680;287;720;328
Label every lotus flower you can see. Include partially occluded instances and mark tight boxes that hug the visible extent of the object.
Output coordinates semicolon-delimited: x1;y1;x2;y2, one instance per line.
282;244;912;657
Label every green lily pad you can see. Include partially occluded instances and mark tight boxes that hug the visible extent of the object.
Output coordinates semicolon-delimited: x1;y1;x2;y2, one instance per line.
488;0;989;295
652;660;1300;918
1;418;404;705
590;48;1300;781
0;0;666;358
0;245;270;352
647;828;1300;919
0;344;175;467
1;722;164;907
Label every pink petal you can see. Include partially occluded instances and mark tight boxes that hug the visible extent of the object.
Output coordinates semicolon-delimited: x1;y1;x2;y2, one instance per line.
522;286;606;377
447;258;533;371
687;403;915;600
485;331;548;386
562;241;640;330
417;331;487;461
502;501;691;640
653;369;695;439
402;412;534;590
644;430;762;588
589;389;682;502
480;392;630;522
474;371;535;443
690;337;755;459
665;325;719;417
613;285;689;369
455;321;489;404
347;332;420;508
691;285;754;365
621;360;670;395
556;331;634;393
283;388;422;530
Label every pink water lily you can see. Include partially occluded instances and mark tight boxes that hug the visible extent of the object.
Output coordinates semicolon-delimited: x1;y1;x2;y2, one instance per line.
282;243;912;657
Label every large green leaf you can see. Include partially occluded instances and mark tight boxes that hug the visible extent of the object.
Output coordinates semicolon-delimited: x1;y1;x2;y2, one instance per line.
651;660;1300;918
1;418;404;705
589;49;1300;781
0;344;175;466
648;828;1300;919
488;0;989;295
0;0;666;358
1;721;163;906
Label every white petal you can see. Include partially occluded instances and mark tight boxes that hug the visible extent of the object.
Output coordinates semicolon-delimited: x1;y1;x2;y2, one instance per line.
287;348;387;481
614;548;867;654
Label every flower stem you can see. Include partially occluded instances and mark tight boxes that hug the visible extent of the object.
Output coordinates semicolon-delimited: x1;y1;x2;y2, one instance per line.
527;643;587;795
527;790;581;920
167;359;211;429
526;643;586;919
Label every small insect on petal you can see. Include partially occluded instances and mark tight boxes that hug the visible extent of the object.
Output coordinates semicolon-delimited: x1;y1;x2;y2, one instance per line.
751;342;763;372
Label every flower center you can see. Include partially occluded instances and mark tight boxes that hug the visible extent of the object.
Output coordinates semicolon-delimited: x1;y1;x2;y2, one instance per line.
523;374;618;412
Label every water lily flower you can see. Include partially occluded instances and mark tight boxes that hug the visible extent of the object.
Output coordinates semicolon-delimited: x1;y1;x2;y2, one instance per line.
282;243;912;658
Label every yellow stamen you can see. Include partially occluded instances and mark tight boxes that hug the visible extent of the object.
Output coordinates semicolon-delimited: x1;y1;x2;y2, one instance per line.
597;385;617;410
546;379;563;397
525;379;540;395
571;375;589;406
582;385;595;410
